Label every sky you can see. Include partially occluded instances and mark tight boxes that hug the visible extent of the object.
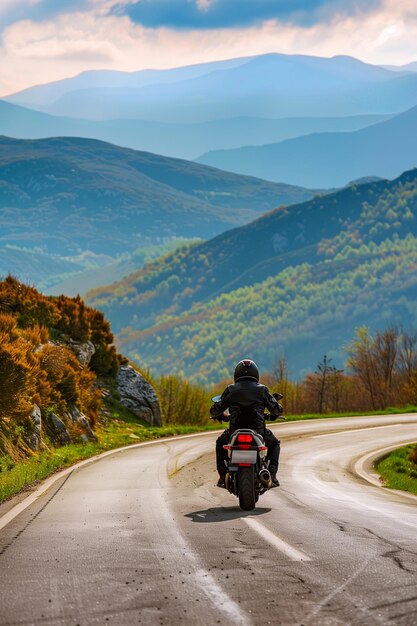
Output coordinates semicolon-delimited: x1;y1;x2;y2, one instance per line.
0;0;417;96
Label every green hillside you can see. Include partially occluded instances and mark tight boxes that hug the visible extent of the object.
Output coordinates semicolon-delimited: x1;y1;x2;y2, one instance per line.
87;169;417;381
0;135;321;288
0;136;316;256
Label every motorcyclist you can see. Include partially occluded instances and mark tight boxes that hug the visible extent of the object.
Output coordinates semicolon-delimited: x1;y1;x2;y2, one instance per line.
211;359;283;488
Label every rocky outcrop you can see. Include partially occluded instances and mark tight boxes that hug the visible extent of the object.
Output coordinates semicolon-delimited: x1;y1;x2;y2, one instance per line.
29;404;42;451
66;406;97;442
67;339;95;366
116;365;162;426
50;413;72;444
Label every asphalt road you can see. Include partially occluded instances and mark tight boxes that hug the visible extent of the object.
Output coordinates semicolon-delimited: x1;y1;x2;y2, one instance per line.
1;414;417;626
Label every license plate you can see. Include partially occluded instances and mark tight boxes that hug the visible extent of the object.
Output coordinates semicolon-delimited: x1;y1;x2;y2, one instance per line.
231;450;257;464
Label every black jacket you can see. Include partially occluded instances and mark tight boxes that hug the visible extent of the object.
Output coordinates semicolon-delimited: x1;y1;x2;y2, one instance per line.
211;378;282;433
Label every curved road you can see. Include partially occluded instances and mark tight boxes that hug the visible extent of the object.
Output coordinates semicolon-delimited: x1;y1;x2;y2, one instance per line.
1;415;417;625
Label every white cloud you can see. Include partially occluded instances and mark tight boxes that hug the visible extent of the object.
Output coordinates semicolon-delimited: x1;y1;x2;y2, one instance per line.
0;0;40;17
0;0;416;96
196;0;216;11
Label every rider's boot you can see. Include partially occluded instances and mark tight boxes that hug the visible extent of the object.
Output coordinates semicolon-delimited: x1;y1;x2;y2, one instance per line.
217;475;226;488
270;474;280;487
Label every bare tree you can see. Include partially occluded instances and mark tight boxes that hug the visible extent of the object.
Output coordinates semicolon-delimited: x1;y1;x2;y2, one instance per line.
272;356;289;397
398;330;417;382
347;327;399;409
346;327;378;409
327;365;345;412
304;355;336;413
373;328;398;407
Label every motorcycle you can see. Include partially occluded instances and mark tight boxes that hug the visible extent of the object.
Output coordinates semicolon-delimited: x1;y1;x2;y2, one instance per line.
211;393;284;511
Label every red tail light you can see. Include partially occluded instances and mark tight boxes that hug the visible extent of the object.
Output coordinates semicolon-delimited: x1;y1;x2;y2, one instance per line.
237;434;252;443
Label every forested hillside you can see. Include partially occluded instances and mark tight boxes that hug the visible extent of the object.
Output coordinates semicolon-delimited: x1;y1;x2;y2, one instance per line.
88;169;417;381
0;135;315;251
0;135;318;288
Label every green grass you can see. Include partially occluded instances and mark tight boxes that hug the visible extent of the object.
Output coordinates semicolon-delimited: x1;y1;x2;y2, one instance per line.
1;404;416;505
376;444;417;496
282;405;417;422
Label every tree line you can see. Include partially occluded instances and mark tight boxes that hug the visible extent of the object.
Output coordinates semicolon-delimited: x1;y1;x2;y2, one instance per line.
264;326;417;414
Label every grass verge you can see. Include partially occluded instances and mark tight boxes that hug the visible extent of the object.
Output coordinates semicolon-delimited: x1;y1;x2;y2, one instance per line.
283;405;417;422
375;444;417;496
1;404;416;505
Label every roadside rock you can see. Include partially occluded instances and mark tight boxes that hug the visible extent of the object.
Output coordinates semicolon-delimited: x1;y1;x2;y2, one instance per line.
50;413;72;444
68;339;95;366
67;406;97;442
29;404;42;451
116;365;162;426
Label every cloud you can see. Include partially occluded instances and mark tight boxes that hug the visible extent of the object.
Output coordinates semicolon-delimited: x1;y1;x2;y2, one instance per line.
0;0;91;31
113;0;382;30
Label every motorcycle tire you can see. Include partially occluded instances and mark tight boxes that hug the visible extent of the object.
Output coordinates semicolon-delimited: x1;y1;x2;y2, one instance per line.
238;466;256;511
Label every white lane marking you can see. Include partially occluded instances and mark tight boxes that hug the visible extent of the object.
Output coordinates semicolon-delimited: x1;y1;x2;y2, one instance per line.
312;424;398;438
195;570;250;625
151;456;250;625
243;517;311;562
0;429;223;532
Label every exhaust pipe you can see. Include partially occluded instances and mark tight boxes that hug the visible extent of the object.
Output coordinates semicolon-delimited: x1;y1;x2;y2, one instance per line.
225;472;231;492
259;468;272;489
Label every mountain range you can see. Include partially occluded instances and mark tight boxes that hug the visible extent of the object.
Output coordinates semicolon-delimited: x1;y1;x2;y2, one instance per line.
0;100;389;161
198;104;417;187
2;52;417;192
0;135;318;286
3;52;417;313
87;169;417;381
6;54;417;123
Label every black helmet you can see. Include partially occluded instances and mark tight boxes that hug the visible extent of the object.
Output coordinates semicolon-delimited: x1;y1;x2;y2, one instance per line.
234;359;259;382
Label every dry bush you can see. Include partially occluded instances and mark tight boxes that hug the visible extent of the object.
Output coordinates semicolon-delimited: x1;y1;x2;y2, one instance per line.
156;375;211;425
37;343;101;422
0;314;40;423
0;275;58;328
0;277;114;453
87;308;120;376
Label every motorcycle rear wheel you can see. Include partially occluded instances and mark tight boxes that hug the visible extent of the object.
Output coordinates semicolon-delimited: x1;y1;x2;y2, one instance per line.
238;466;256;511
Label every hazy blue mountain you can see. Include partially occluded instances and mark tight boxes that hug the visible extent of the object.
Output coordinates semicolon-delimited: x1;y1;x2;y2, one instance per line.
0;246;84;285
5;57;248;107
0;135;318;260
403;61;417;72
0;100;389;160
383;61;417;72
197;104;417;188
6;54;414;122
